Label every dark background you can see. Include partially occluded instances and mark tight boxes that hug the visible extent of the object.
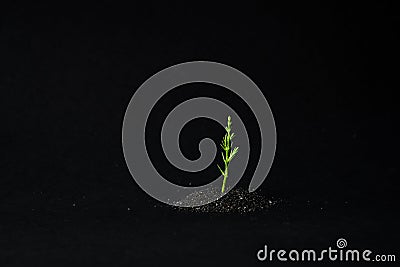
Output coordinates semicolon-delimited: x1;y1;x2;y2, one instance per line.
1;2;398;266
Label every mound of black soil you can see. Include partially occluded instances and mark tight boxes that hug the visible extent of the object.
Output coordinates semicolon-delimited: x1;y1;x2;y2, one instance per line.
173;187;280;213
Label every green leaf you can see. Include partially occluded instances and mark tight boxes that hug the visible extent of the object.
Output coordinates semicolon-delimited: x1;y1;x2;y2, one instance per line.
221;152;226;162
217;164;225;176
228;147;239;162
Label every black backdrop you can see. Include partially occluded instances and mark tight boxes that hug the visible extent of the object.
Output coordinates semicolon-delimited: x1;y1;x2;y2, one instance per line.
1;2;398;266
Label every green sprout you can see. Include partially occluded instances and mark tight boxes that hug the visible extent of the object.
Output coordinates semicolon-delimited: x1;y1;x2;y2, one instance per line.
217;116;239;193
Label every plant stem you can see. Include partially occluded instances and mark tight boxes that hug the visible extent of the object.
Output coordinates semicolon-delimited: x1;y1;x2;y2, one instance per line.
221;157;228;193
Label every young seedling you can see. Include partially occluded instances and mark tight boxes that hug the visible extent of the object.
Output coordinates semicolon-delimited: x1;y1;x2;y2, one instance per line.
217;116;239;193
